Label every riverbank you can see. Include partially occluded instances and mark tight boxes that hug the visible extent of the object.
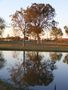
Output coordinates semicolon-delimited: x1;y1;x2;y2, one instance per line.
0;40;68;52
0;80;18;90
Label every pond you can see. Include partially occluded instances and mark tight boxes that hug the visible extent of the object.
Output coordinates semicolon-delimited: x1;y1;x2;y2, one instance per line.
0;50;68;90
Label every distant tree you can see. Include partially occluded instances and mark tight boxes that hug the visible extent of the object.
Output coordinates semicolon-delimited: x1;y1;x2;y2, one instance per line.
11;3;55;43
0;17;5;37
64;26;68;35
50;27;63;40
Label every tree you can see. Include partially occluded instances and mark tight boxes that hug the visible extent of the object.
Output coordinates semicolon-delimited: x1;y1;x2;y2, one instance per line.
50;27;63;40
11;3;55;43
0;17;5;37
64;26;68;35
24;3;55;42
10;8;26;45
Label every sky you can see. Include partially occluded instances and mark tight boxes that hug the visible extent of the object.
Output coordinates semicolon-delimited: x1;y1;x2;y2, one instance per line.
0;0;68;37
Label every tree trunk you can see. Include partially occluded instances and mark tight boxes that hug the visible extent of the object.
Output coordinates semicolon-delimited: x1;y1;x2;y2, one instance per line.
37;34;40;44
55;35;58;40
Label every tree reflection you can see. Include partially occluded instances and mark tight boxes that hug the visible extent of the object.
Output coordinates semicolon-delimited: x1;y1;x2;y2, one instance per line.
54;84;56;90
0;51;5;69
50;52;62;63
12;51;20;60
63;54;68;64
10;51;56;89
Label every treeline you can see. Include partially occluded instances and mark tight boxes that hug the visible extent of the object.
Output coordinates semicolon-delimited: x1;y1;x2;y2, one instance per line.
0;36;23;41
0;36;68;43
0;3;68;41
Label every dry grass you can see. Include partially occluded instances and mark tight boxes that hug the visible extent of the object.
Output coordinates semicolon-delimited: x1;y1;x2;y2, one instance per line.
0;40;68;52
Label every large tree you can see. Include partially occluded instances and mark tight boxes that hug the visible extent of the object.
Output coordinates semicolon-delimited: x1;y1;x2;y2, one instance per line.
11;3;55;43
0;17;5;37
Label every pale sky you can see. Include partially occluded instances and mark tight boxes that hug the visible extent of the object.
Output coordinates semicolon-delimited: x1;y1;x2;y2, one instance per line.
0;0;68;37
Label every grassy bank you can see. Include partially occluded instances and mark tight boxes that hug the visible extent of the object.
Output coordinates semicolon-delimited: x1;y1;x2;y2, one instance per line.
0;80;18;90
0;40;68;52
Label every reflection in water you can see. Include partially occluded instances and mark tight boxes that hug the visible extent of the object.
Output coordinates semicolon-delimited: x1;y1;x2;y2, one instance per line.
12;51;22;61
10;51;56;89
12;51;19;59
0;51;5;69
63;54;68;64
50;52;62;63
0;51;68;90
54;84;56;90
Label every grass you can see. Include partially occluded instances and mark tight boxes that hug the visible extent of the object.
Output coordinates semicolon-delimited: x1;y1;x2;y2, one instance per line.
0;80;19;90
0;40;68;52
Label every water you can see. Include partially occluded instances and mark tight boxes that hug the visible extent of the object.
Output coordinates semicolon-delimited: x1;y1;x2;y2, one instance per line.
0;51;68;90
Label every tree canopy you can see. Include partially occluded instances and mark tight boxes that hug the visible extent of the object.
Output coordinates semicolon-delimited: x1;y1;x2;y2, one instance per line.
11;3;56;41
0;17;5;36
64;26;68;35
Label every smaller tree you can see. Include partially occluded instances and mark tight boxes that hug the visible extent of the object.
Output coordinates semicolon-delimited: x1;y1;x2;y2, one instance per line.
0;17;5;37
64;26;68;35
50;27;63;40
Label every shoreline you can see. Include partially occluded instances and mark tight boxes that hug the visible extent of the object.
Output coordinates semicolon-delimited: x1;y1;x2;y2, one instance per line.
0;41;68;52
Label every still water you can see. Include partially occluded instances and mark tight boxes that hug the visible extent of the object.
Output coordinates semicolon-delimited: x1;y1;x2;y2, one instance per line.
0;51;68;90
